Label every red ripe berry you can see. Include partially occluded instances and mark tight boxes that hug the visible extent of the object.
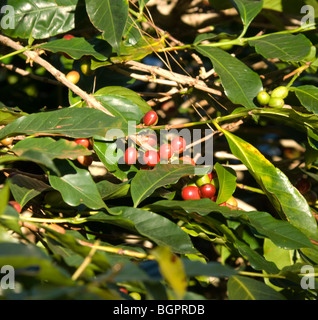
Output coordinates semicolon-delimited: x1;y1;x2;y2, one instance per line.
159;144;172;160
63;34;74;40
143;111;158;126
200;183;216;199
143;150;160;167
208;172;214;181
124;147;138;165
9;200;22;213
75;138;91;149
77;155;93;166
182;186;201;200
171;137;186;154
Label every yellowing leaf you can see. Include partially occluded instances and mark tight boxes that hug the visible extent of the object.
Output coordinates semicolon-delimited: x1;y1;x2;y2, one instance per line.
151;246;187;299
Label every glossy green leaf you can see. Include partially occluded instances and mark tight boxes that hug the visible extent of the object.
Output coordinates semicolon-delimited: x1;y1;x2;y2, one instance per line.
88;207;197;254
131;164;197;207
292;85;318;115
39;37;110;61
97;180;130;200
3;0;78;39
94;86;152;115
0;108;126;140
249;33;313;62
220;128;318;238
196;46;262;108
231;0;263;35
85;0;129;53
48;159;107;210
12;137;91;160
214;162;237;204
149;199;313;250
227;275;286;300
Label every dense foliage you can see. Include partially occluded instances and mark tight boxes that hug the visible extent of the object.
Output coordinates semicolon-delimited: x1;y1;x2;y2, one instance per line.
0;0;318;300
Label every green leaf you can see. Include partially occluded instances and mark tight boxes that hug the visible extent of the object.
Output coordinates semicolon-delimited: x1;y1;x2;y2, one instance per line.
249;33;313;62
9;174;51;208
150;199;313;250
39;37;110;61
93;86;151;114
3;0;78;39
97;180;130;200
231;0;263;36
48;159;107;210
292;85;318;115
220;128;318;238
12;137;92;160
131;164;197;207
85;0;129;53
0;105;27;125
0;108;127;140
214;162;237;204
88;208;197;254
0;242;74;285
0;183;10;216
196;46;262;108
227;275;286;300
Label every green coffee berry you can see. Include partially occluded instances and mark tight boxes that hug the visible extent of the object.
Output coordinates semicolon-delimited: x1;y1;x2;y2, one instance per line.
268;97;284;108
271;86;289;99
257;91;270;106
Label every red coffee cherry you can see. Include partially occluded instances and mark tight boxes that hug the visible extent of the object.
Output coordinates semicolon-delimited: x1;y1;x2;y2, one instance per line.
143;111;158;126
159;144;172;160
124;147;138;165
200;183;216;199
295;178;311;195
75;138;91;149
171;137;186;154
63;34;74;40
182;186;201;200
143;150;160;167
8;200;22;213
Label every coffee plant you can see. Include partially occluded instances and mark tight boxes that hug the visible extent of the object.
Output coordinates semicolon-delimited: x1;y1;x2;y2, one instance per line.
0;0;318;300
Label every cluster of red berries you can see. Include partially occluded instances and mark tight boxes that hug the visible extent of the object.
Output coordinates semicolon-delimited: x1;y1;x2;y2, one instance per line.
124;111;193;167
181;172;238;207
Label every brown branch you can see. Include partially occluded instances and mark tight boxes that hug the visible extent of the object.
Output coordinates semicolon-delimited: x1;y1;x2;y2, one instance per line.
122;60;222;96
0;35;114;117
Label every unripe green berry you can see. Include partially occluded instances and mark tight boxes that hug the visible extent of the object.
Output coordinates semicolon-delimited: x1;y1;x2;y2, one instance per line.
218;39;233;51
268;97;284;108
256;91;270;106
271;86;289;99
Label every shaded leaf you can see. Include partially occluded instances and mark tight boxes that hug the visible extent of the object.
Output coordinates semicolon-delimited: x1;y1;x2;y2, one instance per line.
88;207;197;254
227;275;286;300
9;174;51;208
48;159;107;210
292;85;318;115
249;33;313;62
